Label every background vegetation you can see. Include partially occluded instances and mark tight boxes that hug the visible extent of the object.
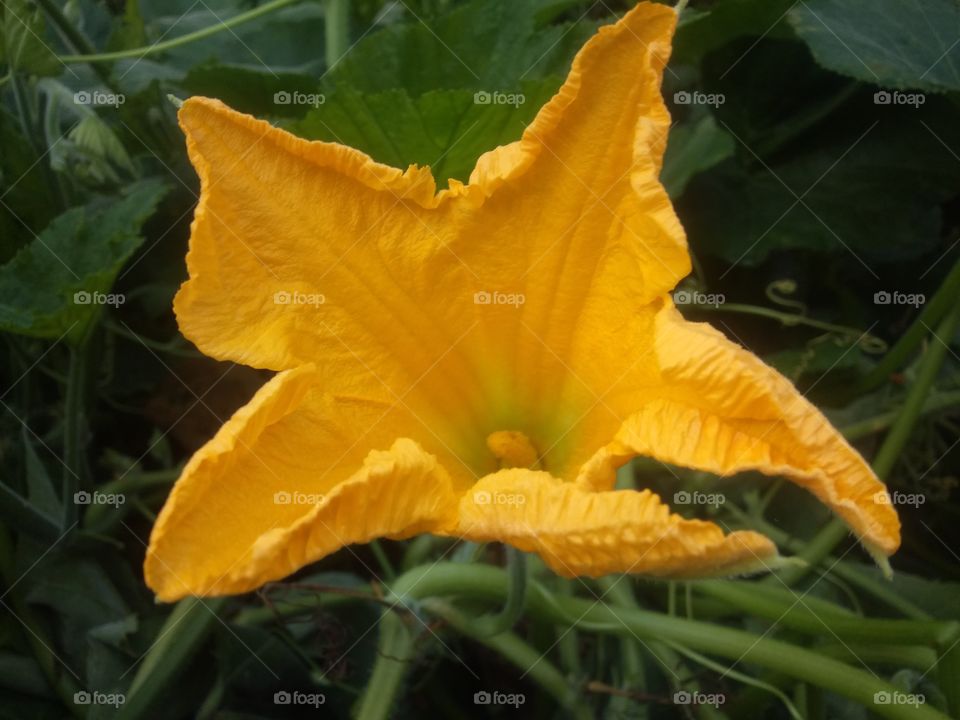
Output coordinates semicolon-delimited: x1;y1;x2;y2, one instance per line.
1;0;959;718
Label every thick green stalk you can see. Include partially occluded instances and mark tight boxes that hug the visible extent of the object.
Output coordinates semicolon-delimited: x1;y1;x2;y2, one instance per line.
324;0;350;70
60;0;301;63
360;563;953;720
118;597;227;720
857;255;960;394
696;581;959;646
472;546;527;636
61;342;89;530
842;390;960;441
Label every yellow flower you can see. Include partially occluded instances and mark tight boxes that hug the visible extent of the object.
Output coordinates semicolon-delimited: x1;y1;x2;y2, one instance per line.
145;2;900;601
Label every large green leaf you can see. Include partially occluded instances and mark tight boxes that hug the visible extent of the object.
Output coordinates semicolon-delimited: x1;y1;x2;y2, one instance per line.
682;110;960;265
0;179;169;343
326;0;597;95
790;0;960;92
292;79;560;185
662;113;734;198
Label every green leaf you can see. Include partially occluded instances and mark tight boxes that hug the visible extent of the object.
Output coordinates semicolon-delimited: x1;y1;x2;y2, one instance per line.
662;113;734;198
789;0;960;92
181;63;322;118
672;0;796;65
292;80;561;186
326;0;597;95
682;105;960;265
0;179;169;343
0;0;61;76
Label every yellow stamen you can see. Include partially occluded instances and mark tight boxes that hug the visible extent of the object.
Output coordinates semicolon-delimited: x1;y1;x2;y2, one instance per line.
486;430;540;470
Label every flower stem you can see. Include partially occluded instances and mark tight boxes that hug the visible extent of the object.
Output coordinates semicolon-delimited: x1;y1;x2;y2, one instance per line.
61;342;89;530
325;0;351;70
359;562;954;720
857;254;960;395
59;0;302;63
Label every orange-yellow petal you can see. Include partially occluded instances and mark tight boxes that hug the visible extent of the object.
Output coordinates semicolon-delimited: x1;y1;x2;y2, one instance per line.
577;301;901;558
453;469;780;578
145;366;459;601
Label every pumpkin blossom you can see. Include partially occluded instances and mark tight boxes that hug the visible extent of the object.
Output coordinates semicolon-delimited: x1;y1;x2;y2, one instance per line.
145;2;900;601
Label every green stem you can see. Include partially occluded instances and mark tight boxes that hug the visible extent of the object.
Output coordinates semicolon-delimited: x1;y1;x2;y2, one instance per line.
34;0;114;87
857;255;960;394
841;390;960;441
60;0;302;63
61;342;89;531
696;581;959;646
779;301;960;585
369;540;396;581
693;302;885;352
361;563;953;720
324;0;350;70
118;597;227;720
472;546;527;636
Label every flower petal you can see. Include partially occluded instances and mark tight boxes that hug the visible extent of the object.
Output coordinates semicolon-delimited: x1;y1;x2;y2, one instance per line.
577;301;901;558
462;1;690;303
145;366;459;601
454;469;779;578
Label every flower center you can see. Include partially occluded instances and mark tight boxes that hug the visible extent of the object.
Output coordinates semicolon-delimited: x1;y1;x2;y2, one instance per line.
486;430;541;470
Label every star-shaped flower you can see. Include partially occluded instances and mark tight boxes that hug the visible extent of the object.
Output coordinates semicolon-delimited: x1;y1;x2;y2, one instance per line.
145;2;900;601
